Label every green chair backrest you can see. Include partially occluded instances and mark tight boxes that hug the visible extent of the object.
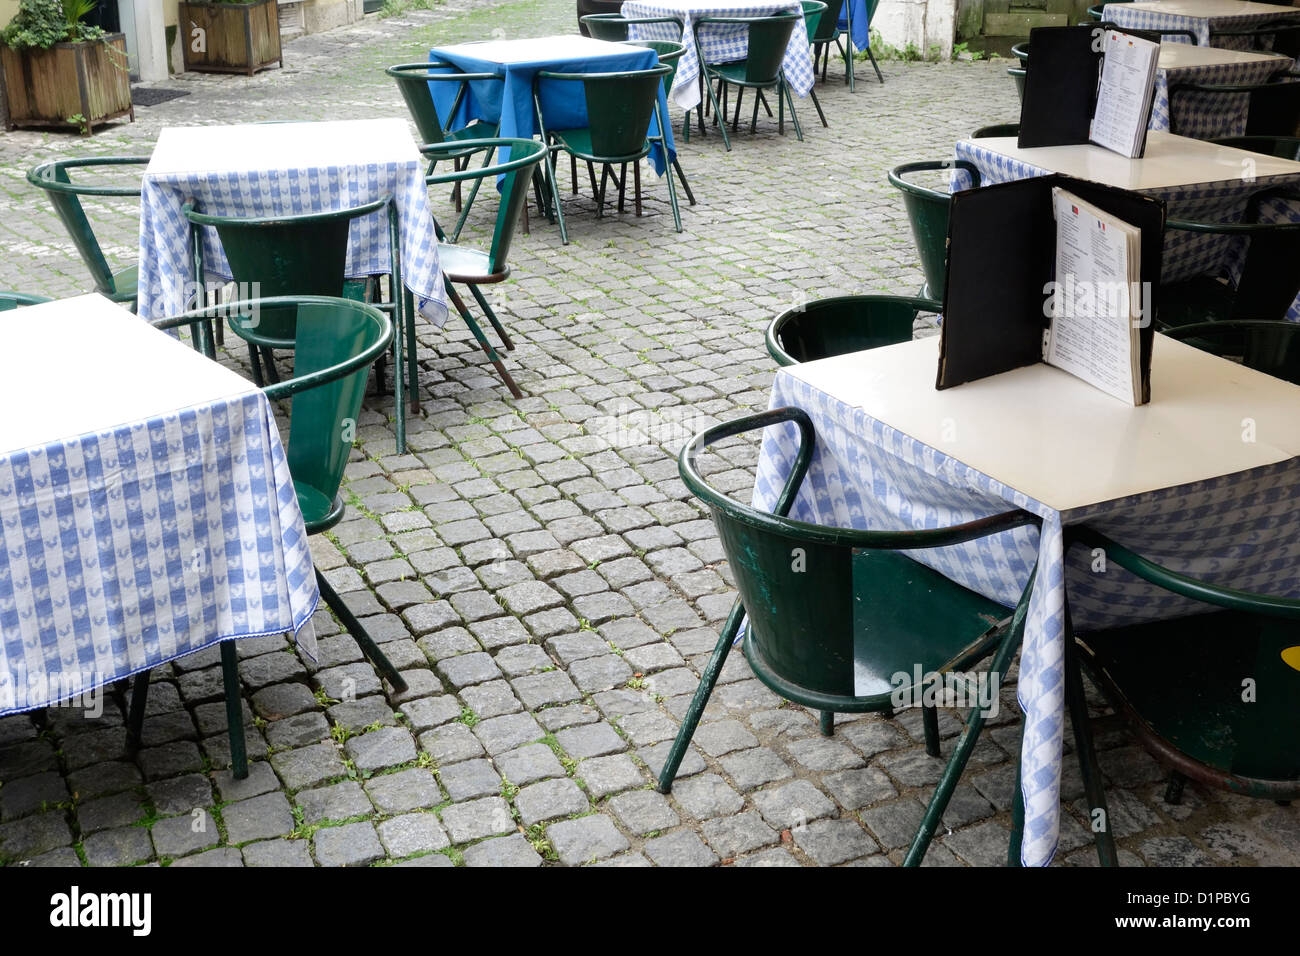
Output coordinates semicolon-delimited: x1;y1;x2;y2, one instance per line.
886;160;982;300
696;14;799;85
1212;134;1300;160
1008;66;1026;103
972;122;1021;138
1164;320;1300;384
424;137;546;276
1010;41;1028;68
1170;79;1300;138
182;196;391;346
624;40;685;95
766;294;940;366
808;0;844;42
153;296;392;526
386;62;500;146
1166;188;1300;322
581;13;683;41
679;408;1036;699
0;291;52;310
26;157;147;297
535;67;670;159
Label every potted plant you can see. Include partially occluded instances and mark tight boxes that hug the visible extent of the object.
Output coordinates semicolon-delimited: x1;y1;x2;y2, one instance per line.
0;0;133;135
179;0;283;76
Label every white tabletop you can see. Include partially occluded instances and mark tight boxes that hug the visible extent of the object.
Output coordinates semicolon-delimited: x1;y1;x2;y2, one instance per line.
784;334;1300;512
1122;0;1300;16
146;118;421;177
0;295;255;454
1158;40;1293;67
437;35;635;64
960;131;1300;190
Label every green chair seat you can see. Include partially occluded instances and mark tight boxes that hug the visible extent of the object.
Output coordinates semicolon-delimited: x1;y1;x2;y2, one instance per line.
295;481;345;534
436;244;505;283
1078;611;1300;789
551;127;650;164
111;264;138;300
0;291;52;310
443;120;501;150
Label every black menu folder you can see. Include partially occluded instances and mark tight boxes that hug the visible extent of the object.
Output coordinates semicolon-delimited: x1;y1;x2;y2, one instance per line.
1018;25;1161;158
936;174;1165;404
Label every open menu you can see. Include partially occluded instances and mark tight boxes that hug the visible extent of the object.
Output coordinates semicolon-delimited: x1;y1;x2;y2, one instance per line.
1044;187;1145;404
936;174;1165;404
1018;25;1160;159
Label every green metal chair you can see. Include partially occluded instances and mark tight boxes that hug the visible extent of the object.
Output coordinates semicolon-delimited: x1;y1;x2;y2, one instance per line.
622;39;696;205
0;291;52;310
1008;66;1026;104
1210;19;1300;58
422;137;547;399
1163;320;1300;385
533;66;681;243
655;409;1040;837
691;12;803;151
579;13;682;41
1158;188;1300;328
886;160;983;300
1211;134;1300;160
1169;77;1300;138
26;157;149;310
386;61;502;242
972;122;1020;138
766;293;940;365
138;295;401;779
809;0;847;86
1068;524;1300;819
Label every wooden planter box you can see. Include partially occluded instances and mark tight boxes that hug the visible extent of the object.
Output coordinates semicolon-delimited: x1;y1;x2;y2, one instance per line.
180;0;284;76
1;34;133;135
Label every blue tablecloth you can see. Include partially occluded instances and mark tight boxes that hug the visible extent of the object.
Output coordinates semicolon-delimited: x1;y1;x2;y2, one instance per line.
838;0;870;51
429;36;675;176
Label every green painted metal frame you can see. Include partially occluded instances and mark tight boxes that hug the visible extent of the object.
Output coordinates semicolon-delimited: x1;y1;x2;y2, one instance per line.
386;61;504;241
531;67;680;243
1168;76;1300;138
135;296;402;779
26;156;149;310
886;160;982;300
766;293;940;365
1164;319;1300;384
579;13;683;41
422;137;547;399
0;291;53;310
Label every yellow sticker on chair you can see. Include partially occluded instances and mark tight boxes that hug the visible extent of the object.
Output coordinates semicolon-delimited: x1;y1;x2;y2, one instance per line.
1283;646;1300;673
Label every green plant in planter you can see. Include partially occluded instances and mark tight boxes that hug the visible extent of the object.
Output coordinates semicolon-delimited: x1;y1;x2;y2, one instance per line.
1;0;109;50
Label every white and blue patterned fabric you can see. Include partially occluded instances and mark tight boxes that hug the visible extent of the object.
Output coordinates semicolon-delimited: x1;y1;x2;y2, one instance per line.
622;0;815;110
1102;2;1300;49
1152;55;1294;137
752;368;1300;867
429;40;675;176
0;390;318;716
951;138;1300;319
138;161;448;327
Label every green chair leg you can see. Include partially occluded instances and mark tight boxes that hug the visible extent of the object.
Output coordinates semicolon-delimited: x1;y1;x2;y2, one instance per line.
468;282;514;351
127;669;150;752
781;76;804;142
450;147;494;243
221;641;248;780
1064;616;1118;867
672;157;696;206
657;598;744;793
446;280;523;399
819;710;834;736
903;566;1035;866
703;71;732;151
922;702;940;757
541;141;569;244
809;87;828;127
316;569;409;693
866;45;883;83
403;287;418;415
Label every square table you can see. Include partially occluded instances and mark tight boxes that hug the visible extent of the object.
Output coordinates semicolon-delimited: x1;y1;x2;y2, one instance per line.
753;333;1300;866
1103;0;1300;50
952;132;1300;317
1151;42;1294;138
138;118;448;326
429;35;675;175
0;295;318;717
621;0;815;110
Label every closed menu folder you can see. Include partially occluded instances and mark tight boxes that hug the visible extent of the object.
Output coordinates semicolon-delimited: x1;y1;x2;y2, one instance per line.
1018;25;1161;158
936;174;1166;405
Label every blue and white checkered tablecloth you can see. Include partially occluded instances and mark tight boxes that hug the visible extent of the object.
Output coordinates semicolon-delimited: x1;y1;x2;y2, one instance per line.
622;0;815;110
1102;2;1300;49
951;138;1300;319
0;391;318;716
1153;55;1294;137
753;367;1300;867
138;123;448;327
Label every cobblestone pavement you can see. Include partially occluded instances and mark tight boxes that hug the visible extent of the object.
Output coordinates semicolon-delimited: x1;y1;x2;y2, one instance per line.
2;0;1297;869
